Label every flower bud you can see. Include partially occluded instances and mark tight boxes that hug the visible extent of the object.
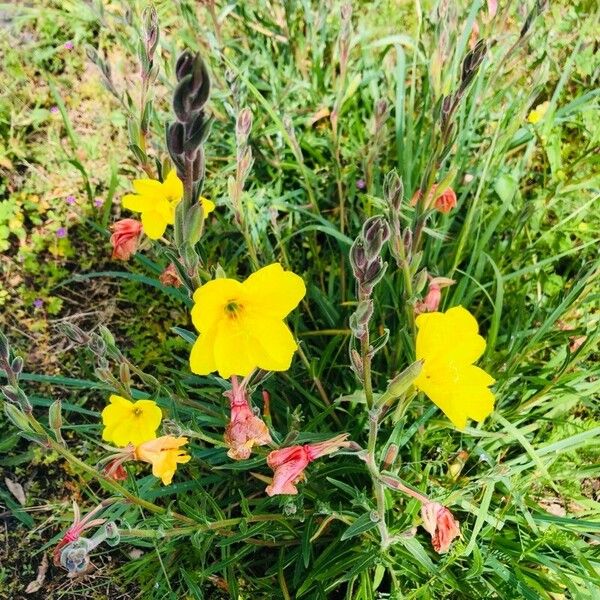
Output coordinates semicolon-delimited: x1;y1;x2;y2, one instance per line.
350;239;367;276
175;51;194;81
167;122;184;157
236;107;253;142
142;6;159;63
58;323;91;345
384;170;403;211
363;216;390;260
4;403;34;432
0;331;9;360
11;356;24;375
49;399;63;431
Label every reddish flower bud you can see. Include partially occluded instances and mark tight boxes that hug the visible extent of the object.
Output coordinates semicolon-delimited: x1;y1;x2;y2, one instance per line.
421;502;460;553
110;219;142;260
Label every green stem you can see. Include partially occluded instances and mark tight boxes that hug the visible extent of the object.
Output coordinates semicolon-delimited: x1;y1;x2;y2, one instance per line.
359;288;390;548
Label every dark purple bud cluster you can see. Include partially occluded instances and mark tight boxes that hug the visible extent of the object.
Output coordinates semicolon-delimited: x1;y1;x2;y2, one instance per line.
167;51;213;184
350;216;390;296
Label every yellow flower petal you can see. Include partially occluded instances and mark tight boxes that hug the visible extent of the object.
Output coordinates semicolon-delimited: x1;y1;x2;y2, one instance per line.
162;169;184;202
200;197;215;216
416;306;486;365
141;210;168;239
191;278;245;332
214;319;256;378
189;327;218;375
132;178;164;196
246;315;298;371
243;263;306;319
122;194;147;213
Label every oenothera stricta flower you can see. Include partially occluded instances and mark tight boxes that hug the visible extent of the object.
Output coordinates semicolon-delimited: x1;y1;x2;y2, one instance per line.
413;306;495;429
101;395;162;447
134;436;190;485
421;502;460;553
121;170;215;239
190;263;306;378
266;434;351;496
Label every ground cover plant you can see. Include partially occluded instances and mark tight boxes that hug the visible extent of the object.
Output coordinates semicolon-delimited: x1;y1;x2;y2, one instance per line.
1;0;599;598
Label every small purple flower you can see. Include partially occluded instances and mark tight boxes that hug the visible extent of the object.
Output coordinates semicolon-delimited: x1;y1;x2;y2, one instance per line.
50;106;59;114
94;198;104;208
64;41;74;50
66;195;76;205
33;299;44;309
56;227;67;238
356;179;366;191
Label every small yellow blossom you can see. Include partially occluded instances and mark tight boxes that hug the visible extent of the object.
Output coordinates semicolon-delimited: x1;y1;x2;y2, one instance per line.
134;436;191;485
101;395;162;447
122;170;183;240
189;263;306;378
200;196;215;216
413;306;495;429
527;101;549;125
122;170;215;240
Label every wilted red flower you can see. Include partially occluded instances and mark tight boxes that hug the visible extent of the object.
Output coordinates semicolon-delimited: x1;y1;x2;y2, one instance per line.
224;380;271;460
414;277;455;315
421;502;460;553
110;219;142;260
266;434;351;496
434;187;457;214
410;184;457;214
159;263;182;288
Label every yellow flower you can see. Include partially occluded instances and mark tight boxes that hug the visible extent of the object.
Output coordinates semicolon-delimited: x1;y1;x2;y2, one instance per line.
121;171;215;239
101;395;162;447
122;170;183;240
134;436;191;485
527;101;549;125
200;196;215;216
189;263;306;378
413;306;495;429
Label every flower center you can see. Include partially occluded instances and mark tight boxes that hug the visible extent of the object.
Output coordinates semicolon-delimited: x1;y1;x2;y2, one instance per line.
132;407;144;417
224;300;242;318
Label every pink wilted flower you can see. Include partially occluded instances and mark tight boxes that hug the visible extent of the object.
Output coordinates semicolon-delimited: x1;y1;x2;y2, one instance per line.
110;219;142;260
434;187;457;214
421;502;460;554
159;263;182;288
266;434;351;496
223;377;271;460
414;277;455;315
410;184;457;214
53;501;111;566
